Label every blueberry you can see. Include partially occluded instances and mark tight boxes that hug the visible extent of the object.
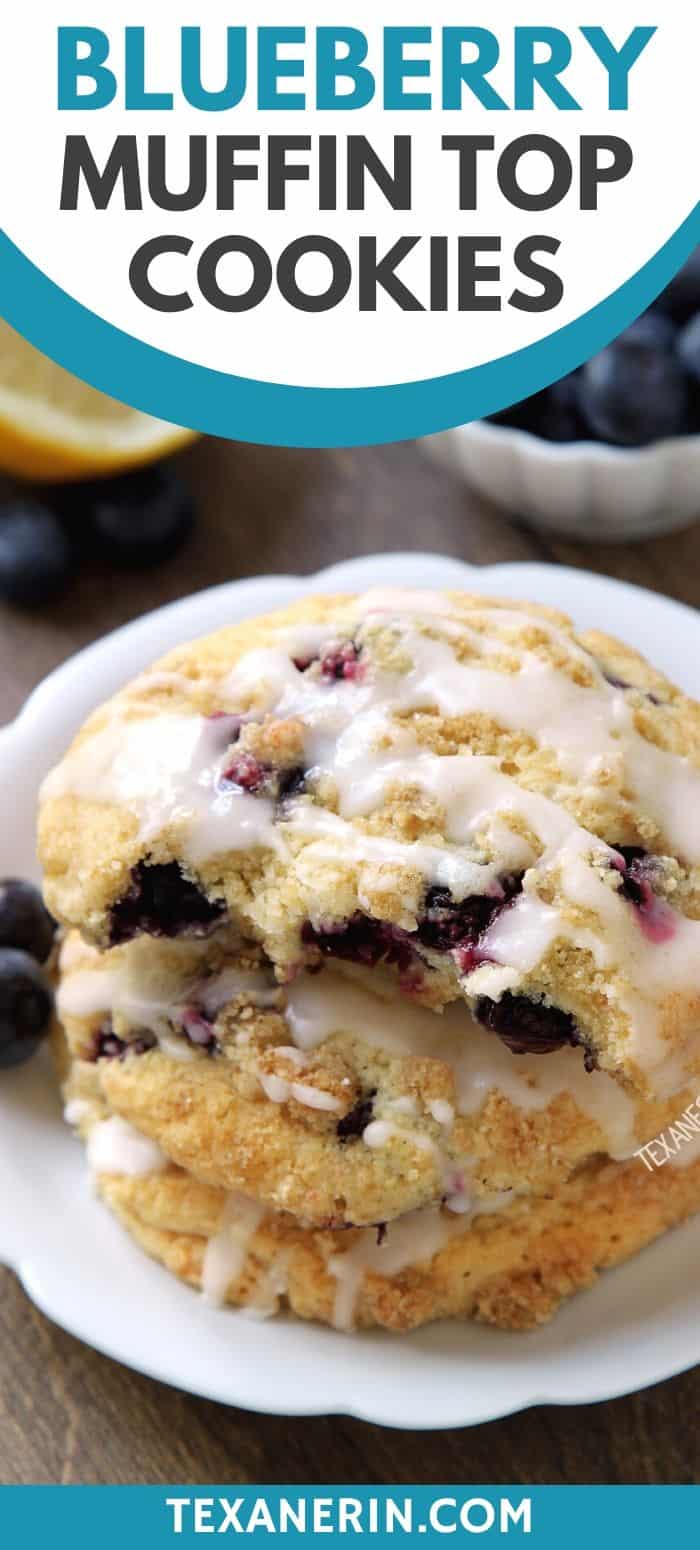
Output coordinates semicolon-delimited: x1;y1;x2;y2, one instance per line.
686;377;700;433
109;861;225;945
678;312;700;386
336;1090;376;1143
276;766;307;802
415;887;495;953
579;317;688;446
488;391;549;436
475;992;583;1058
416;876;523;955
622;313;677;351
538;375;585;444
0;879;55;963
489;380;585;443
95;1026;155;1060
301;914;416;977
655;248;700;323
0;948;53;1068
96;1028;129;1060
613;846;659;910
0;503;73;608
85;465;194;569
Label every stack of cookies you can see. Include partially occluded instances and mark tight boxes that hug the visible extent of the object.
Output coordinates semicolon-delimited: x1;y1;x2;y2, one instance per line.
40;589;700;1332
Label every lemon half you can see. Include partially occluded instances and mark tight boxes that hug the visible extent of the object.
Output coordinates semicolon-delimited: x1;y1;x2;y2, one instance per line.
0;321;197;481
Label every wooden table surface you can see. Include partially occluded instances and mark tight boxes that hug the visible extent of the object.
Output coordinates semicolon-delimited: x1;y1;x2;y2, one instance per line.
1;436;699;1484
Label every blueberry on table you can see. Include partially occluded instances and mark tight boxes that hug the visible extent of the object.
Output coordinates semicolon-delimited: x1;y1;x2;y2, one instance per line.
678;313;700;385
0;948;53;1069
579;317;688;447
86;465;194;568
0;880;55;963
0;503;73;608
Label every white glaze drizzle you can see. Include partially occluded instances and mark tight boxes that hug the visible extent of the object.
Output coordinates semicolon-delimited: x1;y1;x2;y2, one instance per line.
42;711;284;862
327;1199;511;1332
429;1098;455;1127
239;1251;291;1319
327;1207;453;1331
86;1115;167;1176
58;935;101;973
362;1119;439;1155
63;1097;92;1126
57;952;277;1037
357;588;458;618
201;1194;265;1305
257;1063;341;1113
387;1095;418;1116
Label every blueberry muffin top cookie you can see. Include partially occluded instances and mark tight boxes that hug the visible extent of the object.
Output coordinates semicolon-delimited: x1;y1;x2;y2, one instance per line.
55;930;698;1226
59;1062;700;1334
40;588;700;1095
98;1154;700;1333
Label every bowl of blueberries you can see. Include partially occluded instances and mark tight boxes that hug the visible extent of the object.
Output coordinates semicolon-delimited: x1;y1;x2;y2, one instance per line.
425;249;700;542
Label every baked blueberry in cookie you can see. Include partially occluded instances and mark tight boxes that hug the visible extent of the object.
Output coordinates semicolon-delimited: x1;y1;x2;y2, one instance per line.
96;1026;156;1060
475;993;584;1061
336;1090;376;1143
109;862;225;945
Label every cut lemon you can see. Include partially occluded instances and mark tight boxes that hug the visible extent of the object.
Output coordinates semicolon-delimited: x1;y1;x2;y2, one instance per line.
0;321;197;481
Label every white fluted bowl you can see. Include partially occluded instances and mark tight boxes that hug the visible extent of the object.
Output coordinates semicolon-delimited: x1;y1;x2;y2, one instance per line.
424;420;700;542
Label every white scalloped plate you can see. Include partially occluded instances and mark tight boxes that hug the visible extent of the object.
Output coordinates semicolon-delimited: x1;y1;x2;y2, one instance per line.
1;552;699;1431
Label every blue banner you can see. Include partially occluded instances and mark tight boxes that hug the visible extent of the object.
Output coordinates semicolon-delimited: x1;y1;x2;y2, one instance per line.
0;1486;698;1547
